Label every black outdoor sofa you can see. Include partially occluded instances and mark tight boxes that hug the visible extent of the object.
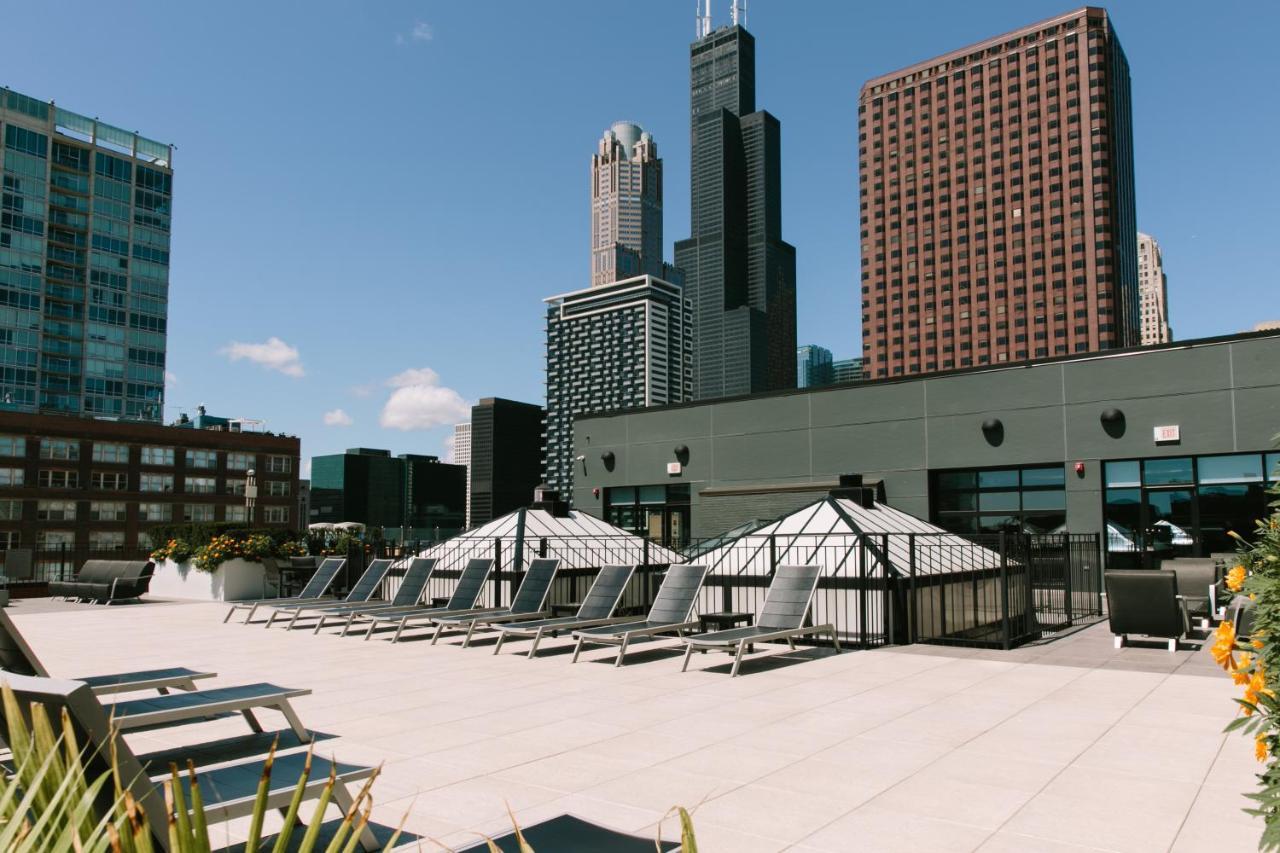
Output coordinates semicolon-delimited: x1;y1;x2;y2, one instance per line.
48;559;155;604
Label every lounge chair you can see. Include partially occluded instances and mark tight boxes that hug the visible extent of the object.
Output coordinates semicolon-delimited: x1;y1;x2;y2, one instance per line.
680;564;839;677
311;557;438;634
263;558;394;629
492;564;637;659
0;608;214;696
222;557;345;624
349;557;495;642
84;560;155;604
1105;569;1189;651
456;814;678;852
48;559;111;600
100;681;313;741
1169;558;1217;628
0;672;378;851
572;564;709;666
429;558;561;646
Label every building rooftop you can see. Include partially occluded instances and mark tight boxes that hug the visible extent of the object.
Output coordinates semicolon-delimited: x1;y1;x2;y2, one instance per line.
10;597;1259;850
1;86;173;165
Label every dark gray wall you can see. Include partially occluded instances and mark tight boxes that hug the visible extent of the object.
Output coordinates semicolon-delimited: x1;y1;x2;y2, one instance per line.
573;334;1280;539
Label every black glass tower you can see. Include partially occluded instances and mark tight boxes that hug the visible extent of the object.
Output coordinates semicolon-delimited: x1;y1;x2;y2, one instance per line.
675;24;796;399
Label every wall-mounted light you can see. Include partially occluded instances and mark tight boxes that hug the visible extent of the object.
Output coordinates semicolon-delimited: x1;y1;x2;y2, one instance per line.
1100;407;1126;439
601;450;616;472
673;444;690;464
981;418;1004;447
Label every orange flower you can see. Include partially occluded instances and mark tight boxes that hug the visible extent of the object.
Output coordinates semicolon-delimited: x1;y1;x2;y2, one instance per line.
1257;736;1269;762
1227;565;1247;592
1212;620;1238;671
1233;653;1255;685
1243;668;1275;716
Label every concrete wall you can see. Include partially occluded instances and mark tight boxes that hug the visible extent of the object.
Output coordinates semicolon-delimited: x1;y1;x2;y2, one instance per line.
573;333;1280;539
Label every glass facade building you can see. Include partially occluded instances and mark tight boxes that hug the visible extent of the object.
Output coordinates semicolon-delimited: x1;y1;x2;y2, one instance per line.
0;88;173;421
796;345;833;389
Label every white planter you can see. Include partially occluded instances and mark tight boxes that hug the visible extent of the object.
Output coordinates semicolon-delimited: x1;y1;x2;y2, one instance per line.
149;558;277;602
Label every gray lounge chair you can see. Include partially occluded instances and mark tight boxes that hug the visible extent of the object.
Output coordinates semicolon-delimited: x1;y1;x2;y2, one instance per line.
350;557;495;642
0;608;214;696
0;672;377;851
223;557;345;624
101;681;313;741
1105;569;1189;651
430;558;561;646
681;564;839;677
85;560;155;604
492;564;637;659
49;559;111;600
572;564;709;666
311;557;438;634
264;558;394;629
1169;558;1217;628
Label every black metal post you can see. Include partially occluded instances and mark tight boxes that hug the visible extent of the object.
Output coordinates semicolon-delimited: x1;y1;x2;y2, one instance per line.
999;532;1011;650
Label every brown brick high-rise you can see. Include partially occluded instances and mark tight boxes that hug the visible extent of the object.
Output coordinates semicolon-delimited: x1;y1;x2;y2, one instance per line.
858;7;1138;379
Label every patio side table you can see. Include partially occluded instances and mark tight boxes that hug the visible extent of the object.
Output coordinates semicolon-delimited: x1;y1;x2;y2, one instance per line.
698;611;754;652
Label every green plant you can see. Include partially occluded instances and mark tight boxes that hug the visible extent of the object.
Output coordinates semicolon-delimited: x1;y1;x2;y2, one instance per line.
1218;436;1280;849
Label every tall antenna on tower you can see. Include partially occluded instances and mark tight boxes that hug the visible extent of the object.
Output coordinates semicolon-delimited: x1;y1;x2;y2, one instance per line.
697;0;712;38
731;0;746;27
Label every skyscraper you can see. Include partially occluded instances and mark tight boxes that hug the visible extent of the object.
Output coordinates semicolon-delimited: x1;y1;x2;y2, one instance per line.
452;422;471;527
1137;231;1171;345
796;345;833;388
544;276;691;496
591;122;666;287
0;88;174;420
858;8;1139;378
675;4;796;399
468;397;543;526
831;357;865;384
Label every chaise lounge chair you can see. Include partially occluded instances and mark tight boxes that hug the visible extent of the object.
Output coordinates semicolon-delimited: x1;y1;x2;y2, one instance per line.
572;564;709;666
349;557;495;642
680;564;840;677
492;564;637;659
311;557;438;634
1105;569;1189;651
0;672;378;851
48;559;111;600
84;560;155;604
99;681;314;741
223;557;345;624
429;557;561;646
0;608;214;696
263;558;394;629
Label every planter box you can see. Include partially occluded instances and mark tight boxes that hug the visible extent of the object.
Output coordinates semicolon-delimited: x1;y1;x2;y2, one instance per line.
150;559;278;602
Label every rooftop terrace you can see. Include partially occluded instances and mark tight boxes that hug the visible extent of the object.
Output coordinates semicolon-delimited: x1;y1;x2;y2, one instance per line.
10;597;1261;851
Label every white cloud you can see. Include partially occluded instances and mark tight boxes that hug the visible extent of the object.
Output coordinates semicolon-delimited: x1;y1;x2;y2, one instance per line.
349;383;375;398
164;371;179;388
323;408;353;427
395;21;434;45
220;337;305;378
379;367;470;431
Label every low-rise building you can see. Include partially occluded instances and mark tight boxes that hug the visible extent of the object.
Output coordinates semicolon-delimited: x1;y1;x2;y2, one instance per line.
309;448;465;541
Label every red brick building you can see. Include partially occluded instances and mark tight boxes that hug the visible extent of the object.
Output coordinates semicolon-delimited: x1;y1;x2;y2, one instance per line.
858;7;1139;379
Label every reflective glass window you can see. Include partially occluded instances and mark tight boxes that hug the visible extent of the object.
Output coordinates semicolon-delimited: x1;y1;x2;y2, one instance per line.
1142;457;1193;486
1198;454;1263;485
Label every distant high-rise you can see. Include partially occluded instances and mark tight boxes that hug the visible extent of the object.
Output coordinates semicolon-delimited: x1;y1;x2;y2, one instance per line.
592;122;667;287
1137;232;1171;345
544;276;691;496
0;88;174;420
796;345;834;388
858;8;1139;378
452;422;471;527
675;6;796;399
832;357;865;384
468;398;543;526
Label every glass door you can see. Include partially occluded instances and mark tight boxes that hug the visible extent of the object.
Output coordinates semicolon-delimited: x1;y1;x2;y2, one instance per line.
1144;488;1197;565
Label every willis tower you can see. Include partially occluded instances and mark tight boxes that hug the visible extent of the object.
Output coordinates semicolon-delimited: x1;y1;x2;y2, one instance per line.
675;1;797;399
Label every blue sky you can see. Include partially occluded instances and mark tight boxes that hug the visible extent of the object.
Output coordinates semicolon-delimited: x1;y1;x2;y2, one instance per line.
4;1;1277;474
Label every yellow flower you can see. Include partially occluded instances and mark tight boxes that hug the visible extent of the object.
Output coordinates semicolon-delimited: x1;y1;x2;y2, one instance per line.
1243;668;1276;716
1227;565;1247;592
1257;736;1269;762
1212;620;1238;671
1233;653;1255;685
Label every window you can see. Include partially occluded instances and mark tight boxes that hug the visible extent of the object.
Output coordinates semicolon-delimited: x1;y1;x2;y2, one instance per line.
0;468;24;486
36;500;77;521
266;480;290;497
185;476;217;494
37;530;74;548
266;456;291;474
89;531;124;552
225;505;248;523
226;452;253;471
0;500;21;521
0;436;25;457
140;473;173;493
38;470;78;489
602;484;691;548
184;504;215;523
227;480;247;496
89;501;126;521
38;439;79;461
136;531;153;550
0;531;19;550
931;464;1066;534
92;442;129;463
264;506;289;524
91;471;128;491
140;446;174;466
138;502;171;522
186;449;217;469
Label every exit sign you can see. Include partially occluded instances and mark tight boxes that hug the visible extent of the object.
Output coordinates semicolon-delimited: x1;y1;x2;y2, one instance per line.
1154;424;1181;443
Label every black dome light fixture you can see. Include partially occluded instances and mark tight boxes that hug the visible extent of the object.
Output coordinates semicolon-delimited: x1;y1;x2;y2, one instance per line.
600;450;616;471
673;444;690;465
1100;407;1126;439
981;417;1005;447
